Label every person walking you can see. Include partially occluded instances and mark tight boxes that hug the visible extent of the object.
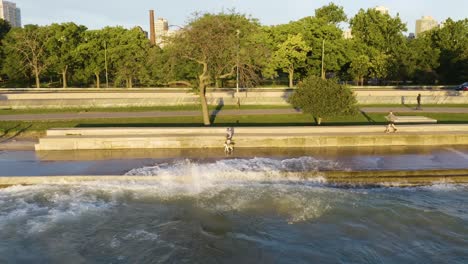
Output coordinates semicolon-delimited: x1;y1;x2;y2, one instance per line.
226;127;234;140
385;111;397;133
416;94;422;110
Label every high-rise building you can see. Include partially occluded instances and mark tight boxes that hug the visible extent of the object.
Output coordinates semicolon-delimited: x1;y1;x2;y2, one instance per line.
155;18;168;44
0;0;21;27
374;6;389;15
343;28;353;39
415;16;438;37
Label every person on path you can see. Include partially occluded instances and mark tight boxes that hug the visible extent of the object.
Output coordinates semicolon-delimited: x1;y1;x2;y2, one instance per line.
226;127;234;140
385;111;398;133
416;94;422;110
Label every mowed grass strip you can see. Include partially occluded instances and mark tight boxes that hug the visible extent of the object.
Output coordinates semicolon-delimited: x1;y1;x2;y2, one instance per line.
2;112;468;138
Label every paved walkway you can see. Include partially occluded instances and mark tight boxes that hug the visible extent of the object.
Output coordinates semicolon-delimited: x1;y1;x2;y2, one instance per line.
0;107;467;121
360;107;468;113
0;109;301;121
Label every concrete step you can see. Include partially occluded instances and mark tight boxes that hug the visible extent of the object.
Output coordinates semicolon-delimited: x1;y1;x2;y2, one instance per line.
46;125;468;137
36;131;468;151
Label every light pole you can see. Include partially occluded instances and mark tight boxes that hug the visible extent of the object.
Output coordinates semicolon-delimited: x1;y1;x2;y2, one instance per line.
236;29;240;108
321;39;325;80
104;41;109;88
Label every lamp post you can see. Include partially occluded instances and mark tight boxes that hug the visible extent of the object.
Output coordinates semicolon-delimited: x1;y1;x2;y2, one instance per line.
236;29;240;108
321;39;325;80
104;41;109;88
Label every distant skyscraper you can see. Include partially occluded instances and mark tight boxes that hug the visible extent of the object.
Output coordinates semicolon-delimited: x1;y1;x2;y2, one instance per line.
374;6;389;15
416;16;438;37
343;28;353;39
0;0;21;27
155;18;168;44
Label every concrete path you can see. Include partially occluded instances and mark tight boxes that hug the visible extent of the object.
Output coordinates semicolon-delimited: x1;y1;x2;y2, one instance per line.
0;107;467;121
360;107;468;113
0;109;301;121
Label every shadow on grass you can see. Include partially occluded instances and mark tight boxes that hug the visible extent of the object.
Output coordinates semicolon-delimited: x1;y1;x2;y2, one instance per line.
210;98;224;124
0;124;21;138
0;124;33;143
360;111;376;123
76;121;396;128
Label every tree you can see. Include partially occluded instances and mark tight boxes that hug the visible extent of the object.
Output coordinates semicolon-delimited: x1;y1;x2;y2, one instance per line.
46;23;87;88
350;9;407;82
350;9;407;53
110;27;150;88
75;30;106;88
315;3;347;24
289;75;357;124
268;34;310;88
0;19;12;81
2;25;50;88
348;55;370;86
429;18;468;83
168;12;267;125
0;19;11;42
267;15;346;79
398;36;440;84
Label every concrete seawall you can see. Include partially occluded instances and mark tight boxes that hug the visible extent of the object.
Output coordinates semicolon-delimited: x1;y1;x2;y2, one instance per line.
1;90;467;109
1;169;468;188
35;125;468;151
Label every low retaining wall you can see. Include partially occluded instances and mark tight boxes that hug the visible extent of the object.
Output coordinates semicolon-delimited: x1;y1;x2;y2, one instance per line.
1;90;466;109
35;125;468;151
1;169;468;187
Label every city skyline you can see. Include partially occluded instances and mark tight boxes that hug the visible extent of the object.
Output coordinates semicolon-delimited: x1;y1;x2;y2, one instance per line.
6;0;468;34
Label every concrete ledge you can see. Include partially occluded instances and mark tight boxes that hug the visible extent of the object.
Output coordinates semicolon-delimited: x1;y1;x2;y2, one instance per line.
46;125;468;137
35;125;468;151
1;169;468;187
1;90;467;109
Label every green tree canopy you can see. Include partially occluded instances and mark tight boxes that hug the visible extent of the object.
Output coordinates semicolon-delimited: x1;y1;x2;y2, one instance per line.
350;8;407;53
289;75;357;124
168;11;268;125
267;33;310;88
429;18;468;83
46;22;87;88
3;25;50;88
0;19;11;42
315;3;347;24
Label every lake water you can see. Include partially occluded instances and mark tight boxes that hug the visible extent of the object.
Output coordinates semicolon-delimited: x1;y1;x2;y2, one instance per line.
0;147;468;263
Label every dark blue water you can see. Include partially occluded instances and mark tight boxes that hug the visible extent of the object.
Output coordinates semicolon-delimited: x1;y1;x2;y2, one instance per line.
0;157;467;263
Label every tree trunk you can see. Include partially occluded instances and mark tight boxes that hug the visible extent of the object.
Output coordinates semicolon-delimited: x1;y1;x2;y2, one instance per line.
199;63;211;126
62;65;68;88
95;73;100;88
129;77;133;88
199;85;210;126
314;117;322;125
288;67;294;88
34;70;40;88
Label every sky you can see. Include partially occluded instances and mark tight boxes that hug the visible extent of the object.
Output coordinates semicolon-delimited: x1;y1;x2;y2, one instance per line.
11;0;468;33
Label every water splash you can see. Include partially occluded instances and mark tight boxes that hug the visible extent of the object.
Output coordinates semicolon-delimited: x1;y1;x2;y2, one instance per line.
125;157;340;182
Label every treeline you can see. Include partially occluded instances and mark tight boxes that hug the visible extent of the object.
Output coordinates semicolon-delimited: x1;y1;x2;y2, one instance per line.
0;3;466;89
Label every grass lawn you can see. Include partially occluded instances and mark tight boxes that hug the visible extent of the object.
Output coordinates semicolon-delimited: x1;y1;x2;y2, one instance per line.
2;112;468;139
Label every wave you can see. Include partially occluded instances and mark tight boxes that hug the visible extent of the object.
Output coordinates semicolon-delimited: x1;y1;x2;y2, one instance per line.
1;157;468;235
125;157;341;183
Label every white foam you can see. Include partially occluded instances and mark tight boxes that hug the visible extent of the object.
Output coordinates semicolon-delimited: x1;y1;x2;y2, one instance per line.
125;157;339;183
123;230;159;241
0;157;346;226
0;185;116;234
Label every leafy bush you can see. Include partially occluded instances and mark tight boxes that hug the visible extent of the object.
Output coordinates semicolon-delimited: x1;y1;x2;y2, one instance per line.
289;75;358;124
